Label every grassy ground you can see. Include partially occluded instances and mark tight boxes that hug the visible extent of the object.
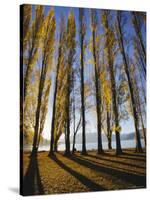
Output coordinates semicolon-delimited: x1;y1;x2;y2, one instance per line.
22;149;146;196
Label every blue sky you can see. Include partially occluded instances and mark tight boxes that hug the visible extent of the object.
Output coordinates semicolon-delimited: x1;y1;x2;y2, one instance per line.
31;5;146;140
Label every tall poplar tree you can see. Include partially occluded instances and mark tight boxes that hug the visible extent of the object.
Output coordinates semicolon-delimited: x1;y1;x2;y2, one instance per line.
65;11;76;155
32;9;56;154
79;8;87;154
49;15;66;155
24;6;44;101
91;9;103;154
102;10;122;154
116;11;143;152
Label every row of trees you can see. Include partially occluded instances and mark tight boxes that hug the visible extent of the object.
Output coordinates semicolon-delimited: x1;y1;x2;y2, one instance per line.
22;5;146;156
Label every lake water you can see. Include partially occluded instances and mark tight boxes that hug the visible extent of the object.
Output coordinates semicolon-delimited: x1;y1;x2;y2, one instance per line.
24;139;145;152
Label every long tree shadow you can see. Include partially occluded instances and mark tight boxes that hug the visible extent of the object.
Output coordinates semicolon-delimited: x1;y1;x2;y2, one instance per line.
51;155;106;192
117;154;145;162
79;156;145;176
22;153;44;196
100;152;146;162
68;155;146;188
86;154;145;169
122;152;146;158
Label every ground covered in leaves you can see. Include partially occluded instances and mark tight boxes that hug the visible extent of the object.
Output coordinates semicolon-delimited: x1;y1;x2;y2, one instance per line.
22;149;146;196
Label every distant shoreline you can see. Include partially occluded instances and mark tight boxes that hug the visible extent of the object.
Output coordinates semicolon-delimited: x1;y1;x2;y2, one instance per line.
23;147;146;154
23;138;145;153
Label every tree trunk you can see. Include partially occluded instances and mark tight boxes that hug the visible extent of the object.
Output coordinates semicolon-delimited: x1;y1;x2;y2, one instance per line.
102;11;122;155
32;61;45;154
54;140;58;152
107;111;112;150
72;133;76;154
72;116;81;154
37;132;41;151
64;123;67;151
109;64;122;154
141;114;146;147
65;74;71;155
108;137;112;150
136;83;146;148
109;69;122;154
80;31;86;155
49;46;62;156
137;62;146;104
117;11;143;153
72;73;76;154
65;11;76;155
92;29;103;154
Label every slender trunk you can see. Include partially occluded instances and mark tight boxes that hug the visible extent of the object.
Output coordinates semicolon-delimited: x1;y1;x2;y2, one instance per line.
92;29;103;154
103;12;122;155
32;89;42;153
117;12;143;152
36;115;44;151
72;116;82;154
37;132;41;151
138;64;146;104
109;63;122;154
49;46;62;155
32;59;45;154
107;111;112;150
72;74;76;153
54;140;58;152
140;112;146;147
138;48;146;78
136;84;146;147
65;12;76;155
72;133;76;153
80;33;86;154
64;122;67;154
65;73;71;155
108;137;112;150
20;6;24;154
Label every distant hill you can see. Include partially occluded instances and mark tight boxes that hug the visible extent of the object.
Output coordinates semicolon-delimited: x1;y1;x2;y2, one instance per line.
74;130;143;144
